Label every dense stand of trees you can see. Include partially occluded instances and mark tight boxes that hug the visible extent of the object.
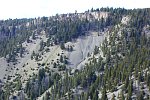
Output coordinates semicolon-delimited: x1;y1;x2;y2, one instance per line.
0;7;127;59
0;8;150;100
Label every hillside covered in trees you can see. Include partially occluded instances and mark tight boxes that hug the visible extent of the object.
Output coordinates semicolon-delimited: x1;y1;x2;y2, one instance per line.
0;8;150;100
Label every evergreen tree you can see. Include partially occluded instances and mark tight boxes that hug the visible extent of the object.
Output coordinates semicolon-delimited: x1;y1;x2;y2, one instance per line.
60;42;65;50
101;86;108;100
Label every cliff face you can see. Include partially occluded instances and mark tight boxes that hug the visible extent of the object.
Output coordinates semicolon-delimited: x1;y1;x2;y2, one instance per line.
0;10;109;84
0;8;150;100
66;32;104;69
45;11;108;21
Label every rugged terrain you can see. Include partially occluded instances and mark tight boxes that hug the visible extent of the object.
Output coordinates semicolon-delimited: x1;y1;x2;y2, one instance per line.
0;8;150;100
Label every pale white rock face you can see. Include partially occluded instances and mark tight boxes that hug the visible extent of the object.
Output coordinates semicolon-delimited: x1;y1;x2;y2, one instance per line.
143;25;150;37
121;16;130;25
90;12;108;20
65;32;104;70
58;11;109;21
26;22;30;27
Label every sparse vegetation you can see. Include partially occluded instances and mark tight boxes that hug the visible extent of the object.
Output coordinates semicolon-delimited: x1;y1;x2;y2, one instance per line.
0;7;150;100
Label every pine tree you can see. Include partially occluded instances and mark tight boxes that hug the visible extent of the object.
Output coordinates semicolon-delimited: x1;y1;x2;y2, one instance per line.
39;40;44;51
127;80;133;100
60;55;63;63
19;44;23;57
101;86;108;100
60;42;65;50
93;90;99;100
137;91;144;100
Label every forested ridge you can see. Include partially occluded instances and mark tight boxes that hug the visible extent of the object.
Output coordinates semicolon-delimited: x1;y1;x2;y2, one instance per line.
0;8;150;100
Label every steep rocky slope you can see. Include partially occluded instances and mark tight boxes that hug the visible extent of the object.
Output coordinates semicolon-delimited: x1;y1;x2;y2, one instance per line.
66;32;105;69
0;8;150;100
